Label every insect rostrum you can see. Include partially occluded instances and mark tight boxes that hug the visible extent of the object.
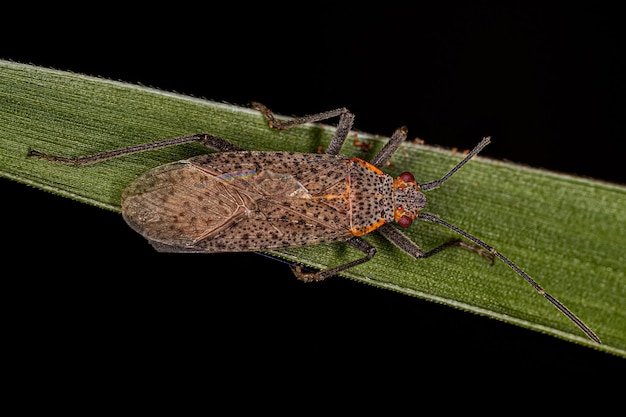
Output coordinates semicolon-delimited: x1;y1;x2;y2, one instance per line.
28;102;601;344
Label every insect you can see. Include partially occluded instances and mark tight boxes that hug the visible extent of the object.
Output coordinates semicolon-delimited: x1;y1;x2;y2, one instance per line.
28;102;601;343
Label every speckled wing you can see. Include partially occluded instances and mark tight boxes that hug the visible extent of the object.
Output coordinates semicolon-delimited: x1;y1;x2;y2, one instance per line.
122;160;250;249
121;151;355;253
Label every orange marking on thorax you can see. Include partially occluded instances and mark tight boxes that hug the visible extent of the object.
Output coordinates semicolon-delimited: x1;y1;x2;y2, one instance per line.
350;218;387;236
349;157;384;175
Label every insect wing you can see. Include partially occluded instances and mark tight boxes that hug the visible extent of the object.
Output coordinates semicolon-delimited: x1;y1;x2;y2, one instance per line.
122;152;354;252
122;160;252;248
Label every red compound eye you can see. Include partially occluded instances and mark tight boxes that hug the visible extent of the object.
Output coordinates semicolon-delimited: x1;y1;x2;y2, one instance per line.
398;215;413;228
400;172;415;183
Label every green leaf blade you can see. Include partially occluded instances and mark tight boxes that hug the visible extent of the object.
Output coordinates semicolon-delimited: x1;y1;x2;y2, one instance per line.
2;60;624;356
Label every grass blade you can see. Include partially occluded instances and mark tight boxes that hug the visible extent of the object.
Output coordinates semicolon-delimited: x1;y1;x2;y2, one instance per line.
1;60;624;356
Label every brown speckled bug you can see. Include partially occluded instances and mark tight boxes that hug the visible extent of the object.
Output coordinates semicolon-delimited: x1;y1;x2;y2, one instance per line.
28;102;600;343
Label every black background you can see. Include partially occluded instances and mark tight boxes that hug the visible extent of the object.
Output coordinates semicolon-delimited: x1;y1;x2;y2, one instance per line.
2;3;624;389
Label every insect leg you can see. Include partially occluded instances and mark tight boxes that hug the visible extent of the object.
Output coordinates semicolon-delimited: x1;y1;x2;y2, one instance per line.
291;237;377;283
28;134;243;166
252;102;355;155
369;126;408;169
377;223;494;262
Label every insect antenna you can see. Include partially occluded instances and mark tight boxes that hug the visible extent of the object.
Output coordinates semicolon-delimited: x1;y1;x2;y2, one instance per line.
417;211;601;344
420;137;491;191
